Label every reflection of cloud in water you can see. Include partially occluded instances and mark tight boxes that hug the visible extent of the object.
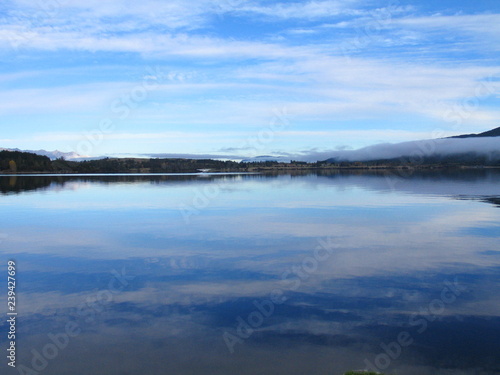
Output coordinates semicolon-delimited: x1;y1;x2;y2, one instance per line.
1;172;500;374
12;271;500;375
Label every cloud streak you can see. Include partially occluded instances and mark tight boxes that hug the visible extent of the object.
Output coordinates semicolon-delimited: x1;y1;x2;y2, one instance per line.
1;1;499;155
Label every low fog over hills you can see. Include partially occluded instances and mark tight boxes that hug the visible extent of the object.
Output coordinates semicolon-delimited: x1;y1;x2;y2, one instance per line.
246;127;500;163
3;127;500;165
322;135;500;163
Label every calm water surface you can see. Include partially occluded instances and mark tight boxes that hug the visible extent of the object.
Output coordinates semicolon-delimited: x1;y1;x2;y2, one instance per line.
1;170;499;375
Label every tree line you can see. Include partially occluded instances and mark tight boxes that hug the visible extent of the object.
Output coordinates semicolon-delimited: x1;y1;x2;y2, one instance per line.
0;150;53;172
1;150;499;174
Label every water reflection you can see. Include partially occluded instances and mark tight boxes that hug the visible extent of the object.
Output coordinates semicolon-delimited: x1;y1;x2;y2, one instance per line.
0;171;499;375
1;170;499;205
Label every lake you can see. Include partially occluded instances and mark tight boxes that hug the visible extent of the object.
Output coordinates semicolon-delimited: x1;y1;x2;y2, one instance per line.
1;170;499;375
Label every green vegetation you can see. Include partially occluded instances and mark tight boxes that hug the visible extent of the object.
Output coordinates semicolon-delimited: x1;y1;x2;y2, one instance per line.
326;152;500;167
1;149;499;174
343;372;385;375
52;157;244;173
0;150;53;173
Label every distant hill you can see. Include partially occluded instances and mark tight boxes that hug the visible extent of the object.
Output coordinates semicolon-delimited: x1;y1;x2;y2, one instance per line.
241;155;292;163
449;126;500;138
2;126;499;173
0;148;87;161
321;127;500;164
240;127;500;164
0;150;53;172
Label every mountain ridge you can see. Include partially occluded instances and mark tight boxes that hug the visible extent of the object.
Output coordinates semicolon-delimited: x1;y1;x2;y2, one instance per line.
0;148;87;161
448;126;500;139
2;126;499;165
243;127;500;163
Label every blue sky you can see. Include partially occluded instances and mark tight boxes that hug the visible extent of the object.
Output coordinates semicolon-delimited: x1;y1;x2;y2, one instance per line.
0;0;499;158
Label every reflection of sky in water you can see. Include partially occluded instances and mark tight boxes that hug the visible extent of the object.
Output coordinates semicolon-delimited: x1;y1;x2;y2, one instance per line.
0;171;499;375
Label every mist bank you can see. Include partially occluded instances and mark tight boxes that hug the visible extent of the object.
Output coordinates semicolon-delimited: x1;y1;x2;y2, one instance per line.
291;137;500;163
2;127;499;170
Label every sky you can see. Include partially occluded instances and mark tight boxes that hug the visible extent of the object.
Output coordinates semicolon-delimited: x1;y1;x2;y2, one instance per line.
0;0;499;159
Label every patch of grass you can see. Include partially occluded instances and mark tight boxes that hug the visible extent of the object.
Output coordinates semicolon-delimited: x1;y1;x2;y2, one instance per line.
344;372;385;375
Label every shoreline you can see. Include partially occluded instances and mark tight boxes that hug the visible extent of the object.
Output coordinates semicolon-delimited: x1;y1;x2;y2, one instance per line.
1;165;499;175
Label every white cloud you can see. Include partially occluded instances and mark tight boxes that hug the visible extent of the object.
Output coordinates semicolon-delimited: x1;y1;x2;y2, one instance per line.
8;0;218;30
237;0;363;19
30;130;246;143
1;1;499;155
4;0;363;36
394;13;500;36
0;56;497;135
0;82;129;113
